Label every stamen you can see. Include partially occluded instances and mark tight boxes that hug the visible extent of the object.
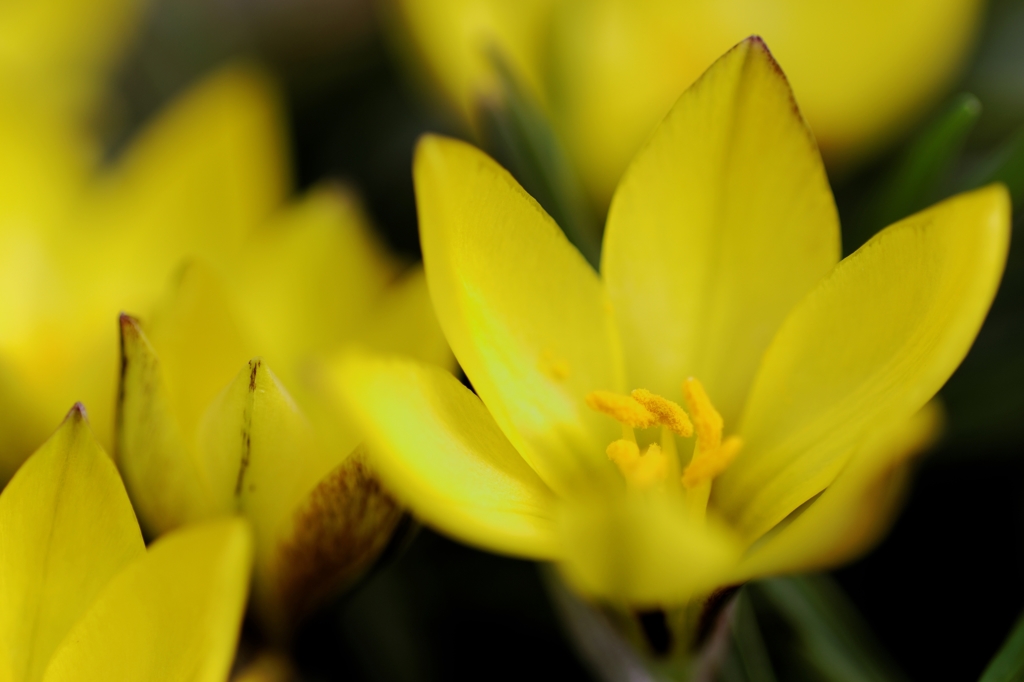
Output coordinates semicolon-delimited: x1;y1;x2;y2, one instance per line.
606;439;640;469
682;436;742;489
681;378;741;491
631;389;693;437
586;391;658;429
683;378;723;454
606;439;669;488
588;382;736;496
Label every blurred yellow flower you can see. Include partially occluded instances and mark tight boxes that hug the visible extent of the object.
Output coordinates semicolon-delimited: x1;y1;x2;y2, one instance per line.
336;37;1009;631
0;65;288;481
394;0;983;205
116;182;451;635
0;59;452;634
0;404;252;682
0;0;143;118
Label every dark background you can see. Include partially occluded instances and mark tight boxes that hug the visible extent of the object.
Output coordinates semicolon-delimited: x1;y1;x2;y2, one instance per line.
104;0;1024;679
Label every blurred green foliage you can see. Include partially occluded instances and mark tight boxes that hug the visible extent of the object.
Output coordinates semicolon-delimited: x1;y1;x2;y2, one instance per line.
980;610;1024;682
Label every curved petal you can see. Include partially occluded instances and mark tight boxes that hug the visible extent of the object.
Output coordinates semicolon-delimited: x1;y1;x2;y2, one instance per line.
75;63;289;316
549;1;982;199
734;401;941;581
0;405;144;682
333;351;559;559
414;135;624;493
719;185;1011;541
197;357;384;631
557;490;742;607
145;261;253;439
602;37;840;426
117;314;221;536
41;519;253;682
351;266;456;372
228;184;400;376
0;0;142;117
266;447;404;637
394;0;552;125
197;358;338;556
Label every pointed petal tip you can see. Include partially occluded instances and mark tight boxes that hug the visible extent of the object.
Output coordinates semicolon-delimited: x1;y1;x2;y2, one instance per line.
414;133;467;168
738;34;786;79
119;312;141;334
64;402;89;424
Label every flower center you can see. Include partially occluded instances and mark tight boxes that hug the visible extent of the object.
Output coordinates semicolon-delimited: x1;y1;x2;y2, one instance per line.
586;378;742;519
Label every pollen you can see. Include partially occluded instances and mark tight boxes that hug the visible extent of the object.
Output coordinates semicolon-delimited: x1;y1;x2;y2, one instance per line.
683;377;723;453
631;389;693;437
681;377;741;490
586;391;658;429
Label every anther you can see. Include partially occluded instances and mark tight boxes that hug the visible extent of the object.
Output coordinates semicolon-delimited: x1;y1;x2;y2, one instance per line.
632;389;693;437
586;391;658;429
683;377;723;454
681;378;740;490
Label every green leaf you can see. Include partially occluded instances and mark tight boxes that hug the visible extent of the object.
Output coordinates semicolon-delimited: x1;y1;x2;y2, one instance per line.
476;50;602;269
748;575;906;682
871;93;982;229
959;125;1024;209
719;589;778;682
979;611;1024;682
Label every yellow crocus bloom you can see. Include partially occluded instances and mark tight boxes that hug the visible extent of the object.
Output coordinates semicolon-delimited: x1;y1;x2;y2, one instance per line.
0;404;252;682
0;65;288;481
335;37;1009;639
115;183;451;636
1;60;451;635
395;0;983;204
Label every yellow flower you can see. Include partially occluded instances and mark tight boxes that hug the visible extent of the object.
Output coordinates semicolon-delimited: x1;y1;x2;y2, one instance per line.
115;179;452;635
1;59;451;636
0;65;289;481
334;36;1009;631
394;0;983;204
0;404;252;682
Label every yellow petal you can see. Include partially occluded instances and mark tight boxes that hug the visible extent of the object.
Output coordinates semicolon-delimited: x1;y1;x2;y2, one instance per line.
227;184;400;378
333;351;559;559
719;185;1011;541
414;135;625;492
265;447;404;636
734;401;941;581
0;405;144;682
351;266;456;372
41;518;253;682
144;261;253;440
392;0;552;126
76;63;289;317
549;1;982;199
557;490;742;607
117;314;220;536
602;37;839;426
197;358;355;621
0;0;142;117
